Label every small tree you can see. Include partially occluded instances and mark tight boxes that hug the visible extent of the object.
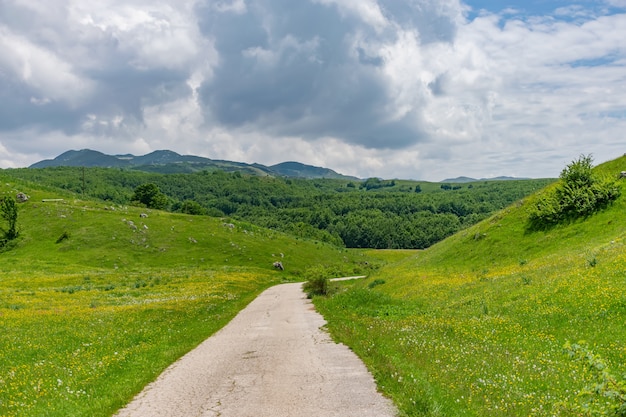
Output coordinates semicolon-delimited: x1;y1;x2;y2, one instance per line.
131;183;169;210
529;155;621;229
180;200;206;215
0;196;19;241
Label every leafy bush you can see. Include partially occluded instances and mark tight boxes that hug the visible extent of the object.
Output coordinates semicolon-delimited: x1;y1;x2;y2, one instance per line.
131;183;169;210
0;195;19;241
302;265;341;298
529;155;621;229
560;342;626;416
303;276;330;298
178;200;207;215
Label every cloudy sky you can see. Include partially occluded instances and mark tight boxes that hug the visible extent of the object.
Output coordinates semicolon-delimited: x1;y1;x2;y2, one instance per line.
1;0;625;181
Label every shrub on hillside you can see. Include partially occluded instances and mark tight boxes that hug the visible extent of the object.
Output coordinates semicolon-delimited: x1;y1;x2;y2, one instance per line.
131;183;169;210
302;265;340;298
0;195;19;241
528;155;621;229
560;342;626;416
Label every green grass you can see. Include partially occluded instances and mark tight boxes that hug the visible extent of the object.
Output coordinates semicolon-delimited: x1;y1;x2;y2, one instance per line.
315;155;626;416
3;156;624;416
0;269;275;416
0;174;377;416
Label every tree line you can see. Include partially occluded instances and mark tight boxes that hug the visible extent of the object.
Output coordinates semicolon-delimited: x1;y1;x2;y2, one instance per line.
3;167;554;249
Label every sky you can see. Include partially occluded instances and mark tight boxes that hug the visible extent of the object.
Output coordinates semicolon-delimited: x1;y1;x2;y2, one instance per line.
0;0;625;181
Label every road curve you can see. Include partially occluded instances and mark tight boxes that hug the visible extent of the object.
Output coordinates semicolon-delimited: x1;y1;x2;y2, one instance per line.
116;282;397;417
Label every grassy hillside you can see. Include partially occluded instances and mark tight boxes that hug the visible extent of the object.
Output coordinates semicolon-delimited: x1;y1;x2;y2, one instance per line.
315;155;626;416
0;174;376;417
2;166;554;249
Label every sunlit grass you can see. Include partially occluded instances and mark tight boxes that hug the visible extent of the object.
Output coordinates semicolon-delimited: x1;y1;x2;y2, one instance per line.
318;244;626;416
0;174;378;416
0;268;279;416
316;156;626;416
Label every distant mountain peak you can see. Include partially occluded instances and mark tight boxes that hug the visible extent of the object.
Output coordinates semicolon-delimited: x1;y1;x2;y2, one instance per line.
269;161;359;180
29;149;359;180
441;176;530;183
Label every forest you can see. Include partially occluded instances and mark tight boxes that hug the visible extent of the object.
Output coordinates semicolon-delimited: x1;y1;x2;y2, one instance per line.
2;167;554;249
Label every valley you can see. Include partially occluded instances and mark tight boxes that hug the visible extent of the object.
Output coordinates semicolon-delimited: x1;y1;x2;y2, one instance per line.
0;154;624;416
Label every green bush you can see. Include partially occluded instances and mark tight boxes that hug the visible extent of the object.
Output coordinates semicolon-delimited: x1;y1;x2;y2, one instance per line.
303;276;329;298
560;342;626;416
131;183;169;210
302;265;341;298
0;195;19;241
529;155;621;229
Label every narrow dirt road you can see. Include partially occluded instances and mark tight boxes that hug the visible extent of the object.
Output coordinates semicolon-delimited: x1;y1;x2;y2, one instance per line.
116;282;397;417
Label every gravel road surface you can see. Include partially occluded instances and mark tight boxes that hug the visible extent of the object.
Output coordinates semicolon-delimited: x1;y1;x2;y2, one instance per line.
116;282;397;417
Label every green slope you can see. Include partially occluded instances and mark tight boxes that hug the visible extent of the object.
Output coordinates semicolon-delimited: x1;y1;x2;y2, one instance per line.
400;155;626;274
0;174;375;417
0;174;369;276
315;155;626;417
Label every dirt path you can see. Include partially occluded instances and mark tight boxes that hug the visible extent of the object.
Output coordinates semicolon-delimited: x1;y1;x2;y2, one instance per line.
116;282;397;417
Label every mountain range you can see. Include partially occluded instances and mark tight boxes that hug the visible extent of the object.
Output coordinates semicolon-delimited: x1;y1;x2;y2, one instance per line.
29;149;359;180
30;149;534;182
440;176;530;183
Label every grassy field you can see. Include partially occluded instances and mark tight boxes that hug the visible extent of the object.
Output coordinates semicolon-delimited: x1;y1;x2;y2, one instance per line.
315;155;626;416
0;175;376;416
3;156;624;416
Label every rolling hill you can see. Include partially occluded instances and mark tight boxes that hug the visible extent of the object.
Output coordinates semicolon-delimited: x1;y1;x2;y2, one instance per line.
0;172;381;417
29;149;358;179
3;154;624;416
315;154;626;416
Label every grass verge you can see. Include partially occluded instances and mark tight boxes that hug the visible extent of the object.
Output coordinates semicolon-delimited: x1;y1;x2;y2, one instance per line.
0;267;278;416
316;245;626;416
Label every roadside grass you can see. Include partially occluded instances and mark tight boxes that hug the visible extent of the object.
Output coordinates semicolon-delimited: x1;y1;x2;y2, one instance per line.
0;268;278;416
315;156;626;416
0;175;377;416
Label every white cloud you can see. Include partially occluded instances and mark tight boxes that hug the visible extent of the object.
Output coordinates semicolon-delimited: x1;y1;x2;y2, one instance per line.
0;25;94;106
0;0;625;181
312;0;389;31
211;0;248;14
68;0;211;71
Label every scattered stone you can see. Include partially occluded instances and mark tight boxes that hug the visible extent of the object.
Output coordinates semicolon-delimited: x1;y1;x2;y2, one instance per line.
273;261;284;271
16;192;29;203
140;213;148;218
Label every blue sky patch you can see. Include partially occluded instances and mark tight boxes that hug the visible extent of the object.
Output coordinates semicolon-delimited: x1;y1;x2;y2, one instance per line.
463;0;622;20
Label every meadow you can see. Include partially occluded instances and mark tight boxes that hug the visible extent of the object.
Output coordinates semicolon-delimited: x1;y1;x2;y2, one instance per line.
315;156;626;416
0;175;375;416
2;155;623;416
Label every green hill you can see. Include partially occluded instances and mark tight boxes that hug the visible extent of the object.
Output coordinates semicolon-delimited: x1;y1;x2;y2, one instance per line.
315;155;626;416
2;166;554;249
28;149;356;179
0;173;378;417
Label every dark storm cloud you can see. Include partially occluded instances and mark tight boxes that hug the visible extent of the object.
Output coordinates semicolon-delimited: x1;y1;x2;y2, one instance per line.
0;0;200;139
195;0;452;149
0;80;77;131
84;67;192;121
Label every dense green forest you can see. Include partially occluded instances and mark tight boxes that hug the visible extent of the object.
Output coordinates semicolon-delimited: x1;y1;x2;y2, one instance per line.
2;167;554;249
